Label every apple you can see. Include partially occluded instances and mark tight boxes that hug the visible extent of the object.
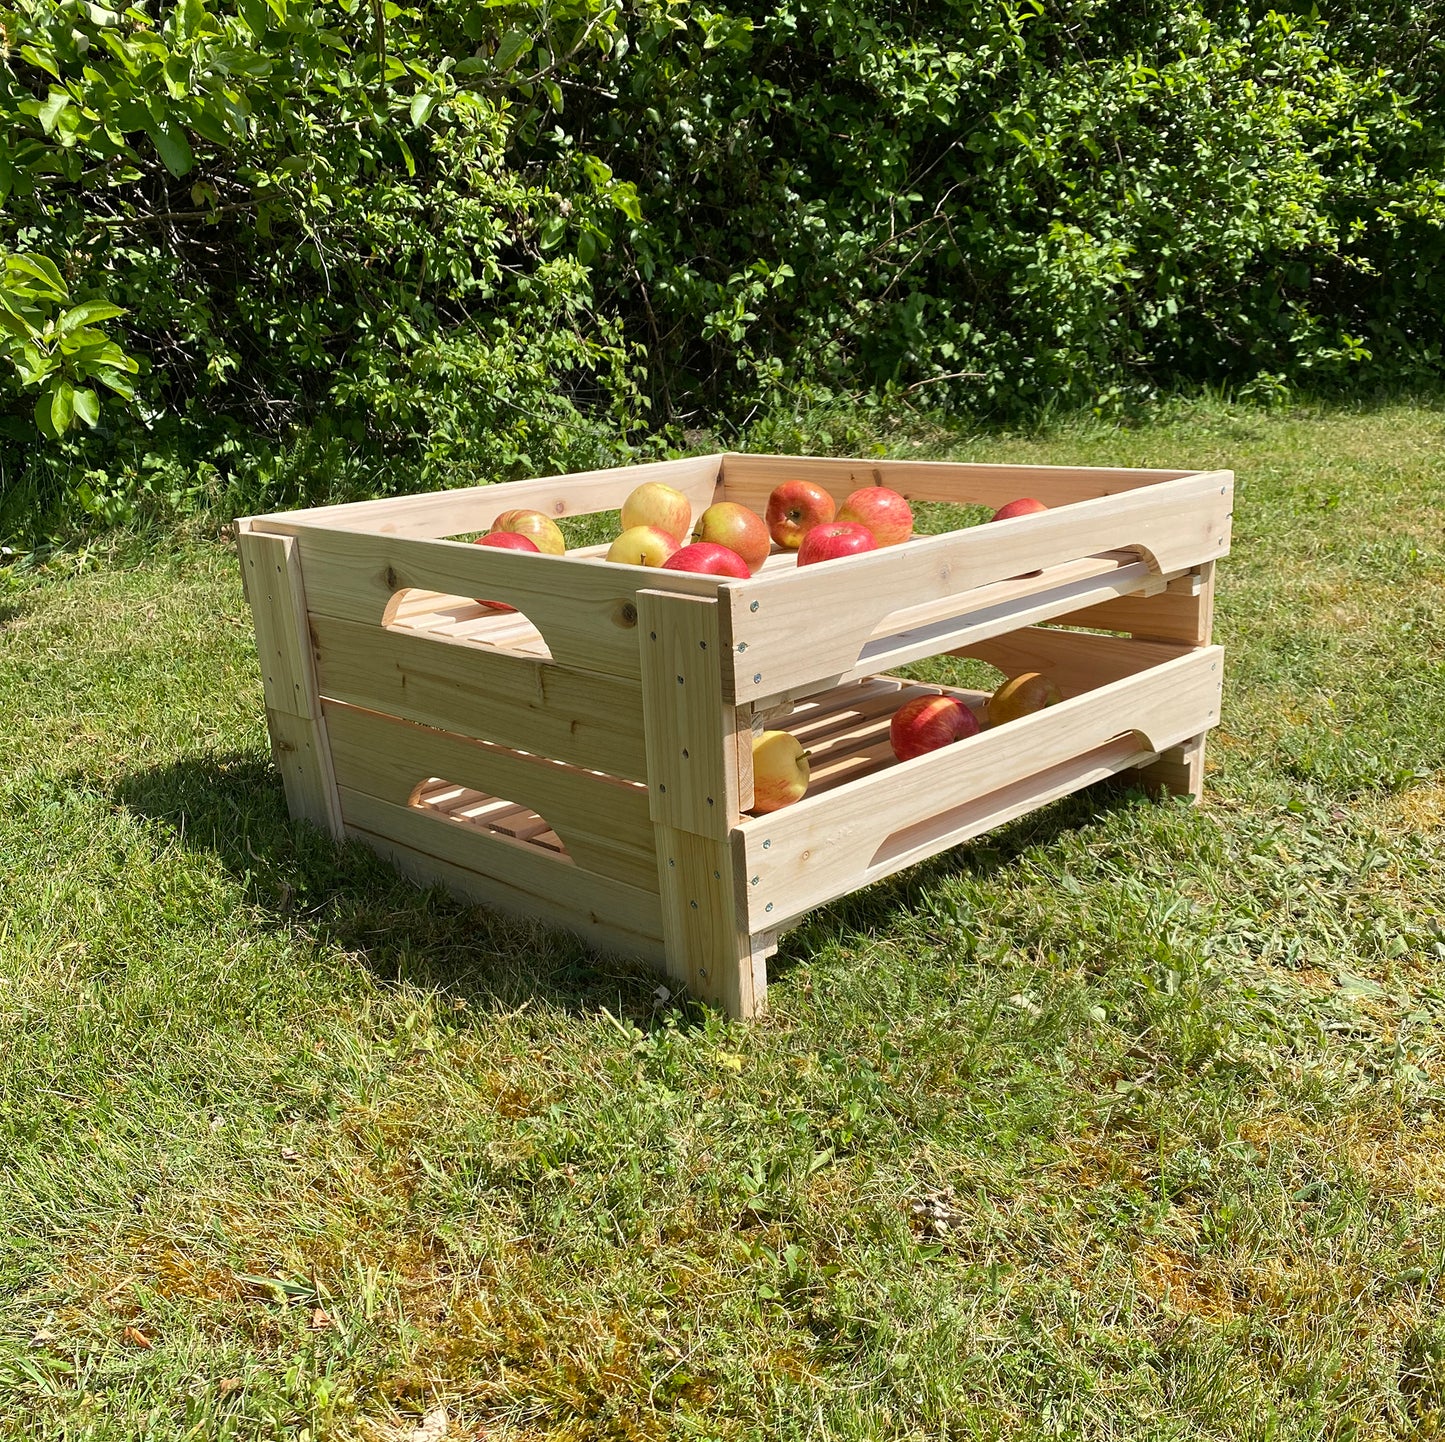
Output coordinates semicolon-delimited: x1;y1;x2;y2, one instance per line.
889;694;981;762
605;525;680;568
990;497;1048;522
766;480;836;551
661;542;752;578
471;529;539;612
797;521;878;566
987;671;1064;727
492;509;565;555
750;730;809;813
691;501;771;573
621;482;693;544
837;486;913;546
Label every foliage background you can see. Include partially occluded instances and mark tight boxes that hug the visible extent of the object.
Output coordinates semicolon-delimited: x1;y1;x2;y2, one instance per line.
1;0;1443;544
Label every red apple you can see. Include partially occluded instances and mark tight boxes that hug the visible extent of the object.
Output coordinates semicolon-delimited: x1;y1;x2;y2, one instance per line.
990;497;1048;522
750;730;810;813
661;542;752;578
837;486;913;546
889;694;982;762
471;529;540;613
492;509;565;555
621;482;693;544
605;525;680;568
797;521;878;566
766;480;837;551
987;671;1064;726
691;502;771;573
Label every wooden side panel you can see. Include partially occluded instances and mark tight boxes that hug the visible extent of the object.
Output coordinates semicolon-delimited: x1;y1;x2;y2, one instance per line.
1058;563;1215;645
1123;734;1209;802
725;471;1233;701
323;701;657;892
262;526;722;682
740;645;1224;929
956;626;1198;696
720;452;1194;509
244;454;724;540
637;590;760;1017
342;789;666;963
311;613;649;782
237;525;344;839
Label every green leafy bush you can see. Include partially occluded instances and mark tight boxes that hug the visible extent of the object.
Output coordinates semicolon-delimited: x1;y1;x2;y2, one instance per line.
1;0;1442;544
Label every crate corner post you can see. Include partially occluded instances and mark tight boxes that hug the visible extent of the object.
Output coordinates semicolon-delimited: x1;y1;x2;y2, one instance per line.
235;519;345;842
637;586;764;1019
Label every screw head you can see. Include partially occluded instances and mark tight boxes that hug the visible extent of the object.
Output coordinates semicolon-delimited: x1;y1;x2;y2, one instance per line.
754;673;762;684
765;902;773;913
750;601;759;612
762;839;771;849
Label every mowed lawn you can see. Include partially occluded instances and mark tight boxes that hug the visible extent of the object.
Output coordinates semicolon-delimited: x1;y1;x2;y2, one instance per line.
2;403;1444;1441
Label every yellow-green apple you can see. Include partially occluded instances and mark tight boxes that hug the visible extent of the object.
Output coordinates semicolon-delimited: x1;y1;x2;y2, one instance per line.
471;529;539;611
837;485;913;546
605;525;679;568
987;671;1063;726
621;481;693;543
750;730;810;813
766;480;836;550
492;509;565;555
661;541;752;577
889;693;981;761
692;501;771;573
990;497;1048;522
797;521;878;566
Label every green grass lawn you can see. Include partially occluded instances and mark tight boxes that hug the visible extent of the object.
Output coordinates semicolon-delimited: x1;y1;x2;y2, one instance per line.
2;401;1444;1440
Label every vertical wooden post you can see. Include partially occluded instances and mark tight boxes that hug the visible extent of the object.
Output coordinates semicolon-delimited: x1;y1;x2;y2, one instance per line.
1125;562;1215;801
637;589;763;1017
236;523;345;840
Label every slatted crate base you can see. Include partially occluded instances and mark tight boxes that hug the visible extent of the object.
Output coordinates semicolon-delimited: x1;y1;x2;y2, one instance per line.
239;449;1231;1016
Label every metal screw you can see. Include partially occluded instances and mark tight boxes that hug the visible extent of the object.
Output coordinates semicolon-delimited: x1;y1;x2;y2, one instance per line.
713;869;720;880
668;857;675;867
681;748;689;759
659;784;667;793
649;630;657;640
750;875;759;886
762;839;771;849
677;675;684;685
737;642;748;653
690;900;698;910
699;640;707;650
765;902;774;913
706;796;714;806
750;601;759;612
754;673;762;684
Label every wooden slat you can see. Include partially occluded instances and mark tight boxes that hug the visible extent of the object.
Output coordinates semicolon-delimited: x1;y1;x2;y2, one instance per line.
244;454;724;540
956;627;1196;697
237;525;344;840
719;452;1195;510
254;525;725;682
311;614;648;781
340;789;665;962
739;645;1223;929
1058;565;1214;644
722;469;1233;701
323;702;657;892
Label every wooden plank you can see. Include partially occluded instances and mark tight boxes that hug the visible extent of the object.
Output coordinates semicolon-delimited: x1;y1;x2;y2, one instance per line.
723;469;1233;701
311;614;648;782
254;525;725;682
636;590;739;838
237;525;344;839
341;789;665;963
244;453;724;540
323;701;658;892
739;646;1223;929
957;627;1196;697
719;452;1196;510
1121;733;1209;802
1057;564;1214;644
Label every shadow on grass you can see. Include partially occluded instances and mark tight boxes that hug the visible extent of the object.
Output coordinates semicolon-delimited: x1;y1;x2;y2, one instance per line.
113;748;1155;1022
112;749;674;1024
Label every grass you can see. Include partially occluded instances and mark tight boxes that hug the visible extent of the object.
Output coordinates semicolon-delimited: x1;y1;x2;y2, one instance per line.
1;398;1444;1440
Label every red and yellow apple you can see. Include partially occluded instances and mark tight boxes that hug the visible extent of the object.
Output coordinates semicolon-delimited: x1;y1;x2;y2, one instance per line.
990;497;1048;522
491;509;565;555
621;481;693;544
797;521;878;566
987;672;1063;726
889;694;981;761
837;486;913;546
605;525;679;568
692;502;771;573
765;480;836;551
471;529;539;612
750;730;809;813
661;541;752;578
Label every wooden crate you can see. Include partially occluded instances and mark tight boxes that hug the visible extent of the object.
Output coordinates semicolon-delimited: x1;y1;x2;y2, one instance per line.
237;452;1231;1017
